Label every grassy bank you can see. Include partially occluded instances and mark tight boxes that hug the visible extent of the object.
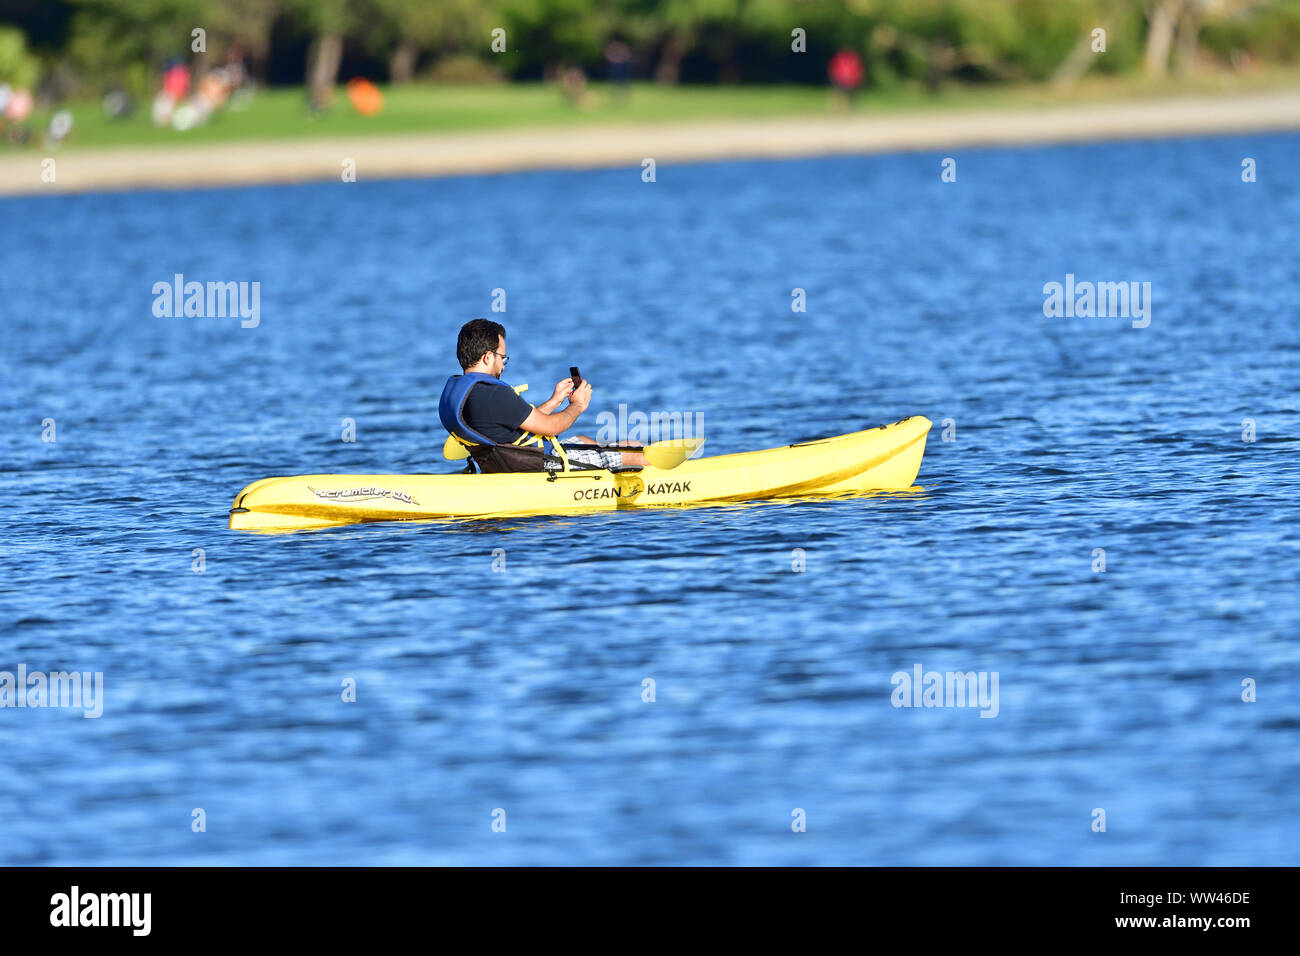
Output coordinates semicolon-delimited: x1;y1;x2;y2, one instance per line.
14;65;1300;153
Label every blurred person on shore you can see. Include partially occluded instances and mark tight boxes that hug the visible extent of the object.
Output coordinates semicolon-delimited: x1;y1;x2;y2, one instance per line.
307;82;332;116
191;69;230;125
828;48;864;108
102;88;134;119
605;40;631;102
46;109;73;147
223;45;254;111
560;66;592;109
152;57;190;126
1;84;34;144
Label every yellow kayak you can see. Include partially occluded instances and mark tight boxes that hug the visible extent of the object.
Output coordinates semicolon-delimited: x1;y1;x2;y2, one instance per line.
228;416;931;532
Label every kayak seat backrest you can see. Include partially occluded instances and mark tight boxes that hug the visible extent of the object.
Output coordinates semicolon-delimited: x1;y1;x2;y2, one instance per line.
440;373;516;447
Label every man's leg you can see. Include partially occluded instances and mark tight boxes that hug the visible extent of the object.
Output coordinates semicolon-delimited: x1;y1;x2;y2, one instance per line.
575;434;643;449
569;436;647;469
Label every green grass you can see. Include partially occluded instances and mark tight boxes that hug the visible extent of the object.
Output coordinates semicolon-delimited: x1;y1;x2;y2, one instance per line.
12;66;1300;153
19;84;839;150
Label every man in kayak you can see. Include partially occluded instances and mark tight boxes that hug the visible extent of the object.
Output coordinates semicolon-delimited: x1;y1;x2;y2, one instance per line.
441;318;647;470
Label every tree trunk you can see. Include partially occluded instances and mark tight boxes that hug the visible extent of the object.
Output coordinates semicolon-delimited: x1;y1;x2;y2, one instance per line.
655;34;685;84
389;41;418;84
1175;6;1201;76
925;42;955;93
192;47;211;89
307;33;344;106
1144;0;1182;77
1050;33;1096;89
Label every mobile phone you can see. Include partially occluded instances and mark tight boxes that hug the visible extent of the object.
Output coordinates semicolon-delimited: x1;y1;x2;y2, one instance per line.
569;366;582;389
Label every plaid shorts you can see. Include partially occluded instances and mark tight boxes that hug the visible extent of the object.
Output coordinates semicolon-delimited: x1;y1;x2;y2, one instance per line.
561;445;625;470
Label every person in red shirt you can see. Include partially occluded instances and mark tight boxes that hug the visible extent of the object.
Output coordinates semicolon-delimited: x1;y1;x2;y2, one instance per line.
161;60;191;101
829;48;864;103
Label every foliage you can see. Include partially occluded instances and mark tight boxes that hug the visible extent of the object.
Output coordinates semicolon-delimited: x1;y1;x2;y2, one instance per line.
3;0;1299;93
0;26;41;88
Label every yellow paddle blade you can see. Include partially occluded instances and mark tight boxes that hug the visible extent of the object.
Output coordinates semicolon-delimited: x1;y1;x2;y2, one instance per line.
642;437;705;470
442;436;471;461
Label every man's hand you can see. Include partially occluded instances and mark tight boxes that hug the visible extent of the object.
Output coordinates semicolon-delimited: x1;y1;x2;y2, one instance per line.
522;379;592;437
522;382;595;439
568;380;592;411
549;378;576;405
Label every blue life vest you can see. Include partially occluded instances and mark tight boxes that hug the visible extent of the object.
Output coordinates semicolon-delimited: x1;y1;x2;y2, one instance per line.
439;372;519;446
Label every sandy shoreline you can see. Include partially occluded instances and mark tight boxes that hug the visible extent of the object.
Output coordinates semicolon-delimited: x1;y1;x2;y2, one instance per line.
2;88;1298;196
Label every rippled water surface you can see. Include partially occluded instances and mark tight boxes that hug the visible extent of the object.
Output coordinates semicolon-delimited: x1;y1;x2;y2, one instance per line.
3;133;1299;864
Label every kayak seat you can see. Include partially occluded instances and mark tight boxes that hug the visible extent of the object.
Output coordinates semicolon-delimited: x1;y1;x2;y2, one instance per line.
467;442;563;474
465;442;638;474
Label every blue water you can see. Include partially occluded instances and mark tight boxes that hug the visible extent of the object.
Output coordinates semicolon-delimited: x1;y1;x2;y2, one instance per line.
3;133;1298;865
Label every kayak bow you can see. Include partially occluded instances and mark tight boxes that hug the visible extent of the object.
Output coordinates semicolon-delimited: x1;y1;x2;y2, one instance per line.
228;416;931;532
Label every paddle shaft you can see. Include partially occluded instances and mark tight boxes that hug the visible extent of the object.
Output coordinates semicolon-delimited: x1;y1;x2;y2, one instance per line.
442;437;703;470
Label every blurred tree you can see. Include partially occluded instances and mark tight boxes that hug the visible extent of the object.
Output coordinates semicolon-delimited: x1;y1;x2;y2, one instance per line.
198;0;280;78
14;0;1300;94
67;0;207;84
284;0;358;104
654;0;740;83
1201;0;1300;65
1144;0;1183;75
1175;0;1208;74
0;26;42;88
62;0;275;93
497;0;608;79
365;0;493;83
1;0;75;56
1144;0;1268;76
738;0;861;84
1177;0;1272;75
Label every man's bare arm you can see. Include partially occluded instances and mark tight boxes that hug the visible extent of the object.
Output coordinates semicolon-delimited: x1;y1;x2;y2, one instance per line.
521;404;582;437
521;380;591;437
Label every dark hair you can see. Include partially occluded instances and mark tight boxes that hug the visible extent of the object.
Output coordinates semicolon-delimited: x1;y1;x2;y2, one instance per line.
457;318;506;370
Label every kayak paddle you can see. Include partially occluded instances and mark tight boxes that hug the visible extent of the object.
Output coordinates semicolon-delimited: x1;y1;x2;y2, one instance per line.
639;437;705;469
550;437;705;469
440;436;705;469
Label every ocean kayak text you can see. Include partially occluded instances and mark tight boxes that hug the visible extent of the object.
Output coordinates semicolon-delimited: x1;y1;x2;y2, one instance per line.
573;480;691;500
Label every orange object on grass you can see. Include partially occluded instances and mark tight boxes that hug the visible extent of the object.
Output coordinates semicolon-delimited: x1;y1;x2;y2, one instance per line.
347;78;383;116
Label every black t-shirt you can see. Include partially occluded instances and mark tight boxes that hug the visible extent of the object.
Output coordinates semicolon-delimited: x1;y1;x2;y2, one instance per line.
461;381;534;444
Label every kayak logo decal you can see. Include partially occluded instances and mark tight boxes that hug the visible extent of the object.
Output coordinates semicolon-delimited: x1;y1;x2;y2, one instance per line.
307;485;420;506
